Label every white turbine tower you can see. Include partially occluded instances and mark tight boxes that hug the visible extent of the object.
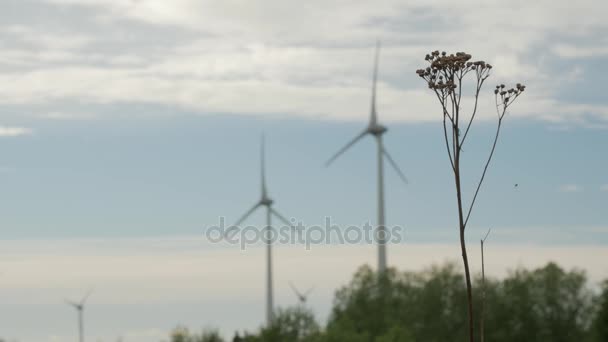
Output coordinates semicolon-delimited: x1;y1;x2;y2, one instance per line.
65;289;93;342
230;135;294;326
325;42;408;274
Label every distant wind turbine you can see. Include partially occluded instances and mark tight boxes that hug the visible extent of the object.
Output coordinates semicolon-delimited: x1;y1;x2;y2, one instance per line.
325;41;408;274
65;289;93;342
229;135;294;326
289;281;314;305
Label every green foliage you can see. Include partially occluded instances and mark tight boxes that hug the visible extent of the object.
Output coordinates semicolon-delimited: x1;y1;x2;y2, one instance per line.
241;306;321;342
325;262;597;342
374;326;415;342
483;262;594;342
326;263;465;342
592;280;608;341
168;326;224;342
166;262;606;342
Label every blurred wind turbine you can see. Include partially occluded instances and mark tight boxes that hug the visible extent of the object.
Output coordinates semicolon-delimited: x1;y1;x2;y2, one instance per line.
65;289;93;342
289;281;314;305
229;135;294;326
325;41;408;274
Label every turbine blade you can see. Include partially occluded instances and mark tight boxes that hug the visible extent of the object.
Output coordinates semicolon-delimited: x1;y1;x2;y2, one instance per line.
325;129;368;167
80;288;93;306
289;281;303;297
261;133;267;197
383;147;409;184
370;40;381;125
304;286;315;297
482;228;492;242
65;299;78;308
227;203;261;237
270;208;293;228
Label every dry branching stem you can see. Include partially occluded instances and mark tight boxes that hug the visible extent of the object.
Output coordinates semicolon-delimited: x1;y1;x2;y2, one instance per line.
480;228;491;342
416;50;525;342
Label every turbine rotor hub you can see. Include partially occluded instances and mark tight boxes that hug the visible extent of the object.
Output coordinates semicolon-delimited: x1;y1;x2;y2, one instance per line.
260;197;274;206
368;124;387;136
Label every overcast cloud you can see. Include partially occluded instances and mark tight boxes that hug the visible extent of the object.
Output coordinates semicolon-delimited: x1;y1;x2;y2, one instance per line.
0;0;606;124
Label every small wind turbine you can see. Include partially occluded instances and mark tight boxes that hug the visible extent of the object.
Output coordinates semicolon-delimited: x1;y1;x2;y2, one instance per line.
229;135;294;326
325;41;408;274
289;281;314;305
65;289;93;342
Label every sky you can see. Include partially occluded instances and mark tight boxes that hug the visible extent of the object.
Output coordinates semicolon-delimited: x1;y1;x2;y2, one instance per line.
0;0;607;341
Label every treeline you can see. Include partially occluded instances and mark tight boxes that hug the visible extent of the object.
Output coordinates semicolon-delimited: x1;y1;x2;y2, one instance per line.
165;262;608;342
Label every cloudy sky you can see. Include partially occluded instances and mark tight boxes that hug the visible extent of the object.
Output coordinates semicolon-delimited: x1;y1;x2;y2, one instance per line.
1;0;607;341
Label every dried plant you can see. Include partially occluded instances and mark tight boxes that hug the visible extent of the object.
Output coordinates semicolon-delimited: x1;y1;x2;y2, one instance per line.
480;228;491;342
416;51;525;342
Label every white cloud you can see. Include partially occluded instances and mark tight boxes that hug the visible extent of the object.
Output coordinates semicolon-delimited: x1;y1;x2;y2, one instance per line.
0;62;442;122
4;25;90;50
601;184;608;192
42;111;98;120
0;126;33;137
0;0;603;123
553;44;608;59
558;184;583;193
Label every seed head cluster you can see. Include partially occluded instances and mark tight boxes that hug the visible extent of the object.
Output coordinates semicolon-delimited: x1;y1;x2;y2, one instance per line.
494;83;525;104
415;50;525;108
416;50;492;92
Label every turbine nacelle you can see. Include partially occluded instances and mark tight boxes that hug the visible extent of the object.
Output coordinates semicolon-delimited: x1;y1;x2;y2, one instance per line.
66;301;84;311
368;123;387;136
260;197;274;207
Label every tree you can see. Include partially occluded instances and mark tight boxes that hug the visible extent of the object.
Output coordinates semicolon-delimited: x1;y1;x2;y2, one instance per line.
326;265;410;340
483;263;594;341
325;264;464;341
167;327;225;342
374;326;415;342
591;280;608;341
242;306;321;342
415;51;525;342
325;262;597;341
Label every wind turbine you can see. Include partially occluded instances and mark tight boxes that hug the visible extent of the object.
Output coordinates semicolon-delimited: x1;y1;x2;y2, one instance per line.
289;281;314;305
325;41;408;274
229;135;294;326
65;289;93;342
